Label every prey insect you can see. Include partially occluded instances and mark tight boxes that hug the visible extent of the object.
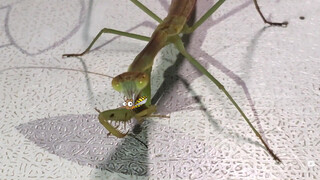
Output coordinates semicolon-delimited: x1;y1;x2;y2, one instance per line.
63;0;287;163
121;95;148;110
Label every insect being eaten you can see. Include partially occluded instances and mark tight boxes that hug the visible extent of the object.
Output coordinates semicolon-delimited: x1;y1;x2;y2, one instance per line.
63;0;288;163
121;95;148;110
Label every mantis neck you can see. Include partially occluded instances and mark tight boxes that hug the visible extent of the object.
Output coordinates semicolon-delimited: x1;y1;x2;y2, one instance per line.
128;30;167;73
128;0;196;73
126;0;196;106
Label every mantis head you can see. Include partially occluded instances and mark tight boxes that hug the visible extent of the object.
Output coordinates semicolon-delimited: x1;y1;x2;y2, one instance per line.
111;72;149;98
100;72;149;138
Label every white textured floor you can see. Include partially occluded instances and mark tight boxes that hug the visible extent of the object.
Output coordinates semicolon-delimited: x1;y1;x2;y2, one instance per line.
1;0;319;179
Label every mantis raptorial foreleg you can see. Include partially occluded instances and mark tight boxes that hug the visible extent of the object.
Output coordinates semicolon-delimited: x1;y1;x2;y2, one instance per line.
63;28;151;57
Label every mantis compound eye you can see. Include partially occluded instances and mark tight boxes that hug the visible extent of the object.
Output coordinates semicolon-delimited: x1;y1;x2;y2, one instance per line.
122;102;126;106
128;101;133;107
135;73;149;90
112;79;123;92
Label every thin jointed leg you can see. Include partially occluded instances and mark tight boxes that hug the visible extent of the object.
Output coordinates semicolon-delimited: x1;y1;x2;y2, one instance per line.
253;0;288;26
149;114;170;118
63;0;161;58
174;38;281;163
130;0;163;23
184;0;287;34
183;0;226;33
63;28;150;57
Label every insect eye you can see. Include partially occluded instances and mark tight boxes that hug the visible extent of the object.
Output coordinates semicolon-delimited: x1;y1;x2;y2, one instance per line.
112;78;123;92
136;73;149;90
128;102;133;106
123;102;126;106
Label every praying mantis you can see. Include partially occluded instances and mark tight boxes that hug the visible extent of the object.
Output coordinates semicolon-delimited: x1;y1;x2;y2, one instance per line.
63;0;287;163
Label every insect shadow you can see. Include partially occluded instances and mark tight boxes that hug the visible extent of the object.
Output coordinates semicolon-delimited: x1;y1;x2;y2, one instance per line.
16;114;150;176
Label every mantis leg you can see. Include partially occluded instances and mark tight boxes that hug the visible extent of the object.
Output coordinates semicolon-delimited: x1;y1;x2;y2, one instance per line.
63;28;150;57
149;114;170;118
184;0;287;34
174;38;281;163
253;0;288;27
134;105;157;124
130;0;163;23
183;0;226;33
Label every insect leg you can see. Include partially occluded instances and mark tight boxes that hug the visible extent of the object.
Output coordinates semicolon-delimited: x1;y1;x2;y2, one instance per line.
128;134;148;148
174;38;281;163
98;114;128;138
149;114;170;118
130;0;163;23
95;108;129;138
183;0;226;34
134;105;157;124
253;0;288;27
63;28;150;57
184;0;287;34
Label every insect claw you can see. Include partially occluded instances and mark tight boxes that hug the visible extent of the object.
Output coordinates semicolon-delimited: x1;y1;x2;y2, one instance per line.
124;130;129;136
107;132;111;137
148;114;170;118
94;108;101;113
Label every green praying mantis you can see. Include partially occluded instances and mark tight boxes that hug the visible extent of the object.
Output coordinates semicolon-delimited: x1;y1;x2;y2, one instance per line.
63;0;288;163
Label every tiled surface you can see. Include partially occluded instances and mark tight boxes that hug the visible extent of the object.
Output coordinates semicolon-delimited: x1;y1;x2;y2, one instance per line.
1;0;319;179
